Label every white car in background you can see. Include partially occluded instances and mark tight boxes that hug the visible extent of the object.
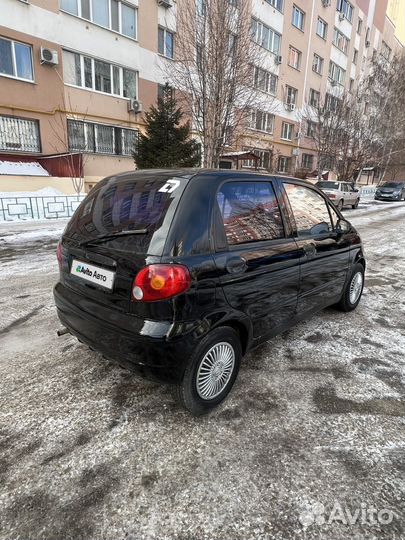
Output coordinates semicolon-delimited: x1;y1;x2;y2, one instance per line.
315;181;360;210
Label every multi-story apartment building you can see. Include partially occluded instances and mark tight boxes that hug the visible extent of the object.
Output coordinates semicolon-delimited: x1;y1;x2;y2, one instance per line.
0;0;403;192
0;0;175;192
231;0;404;177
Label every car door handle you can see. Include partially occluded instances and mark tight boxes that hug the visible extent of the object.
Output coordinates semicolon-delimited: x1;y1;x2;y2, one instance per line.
226;256;247;274
302;243;317;258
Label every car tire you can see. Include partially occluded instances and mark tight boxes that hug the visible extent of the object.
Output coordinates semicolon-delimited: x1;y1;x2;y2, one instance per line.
175;326;242;416
352;198;359;209
336;263;365;312
337;199;344;211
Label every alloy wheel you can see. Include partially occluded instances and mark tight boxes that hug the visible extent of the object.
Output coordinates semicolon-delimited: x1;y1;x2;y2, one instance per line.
196;342;235;400
349;271;363;304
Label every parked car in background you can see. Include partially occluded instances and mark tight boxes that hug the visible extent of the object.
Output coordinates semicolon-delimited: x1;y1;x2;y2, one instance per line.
54;170;366;415
315;181;360;210
374;181;405;201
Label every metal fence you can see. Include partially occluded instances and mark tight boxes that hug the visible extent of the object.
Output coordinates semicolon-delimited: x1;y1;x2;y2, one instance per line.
0;195;85;221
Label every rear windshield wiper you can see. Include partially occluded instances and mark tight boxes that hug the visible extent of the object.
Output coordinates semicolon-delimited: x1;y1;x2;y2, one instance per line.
78;229;148;247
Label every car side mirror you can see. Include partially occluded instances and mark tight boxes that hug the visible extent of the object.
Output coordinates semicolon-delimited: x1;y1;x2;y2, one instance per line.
353;188;359;192
310;222;330;236
336;219;351;234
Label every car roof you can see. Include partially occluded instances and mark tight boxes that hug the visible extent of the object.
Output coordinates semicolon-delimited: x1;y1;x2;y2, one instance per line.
108;168;312;185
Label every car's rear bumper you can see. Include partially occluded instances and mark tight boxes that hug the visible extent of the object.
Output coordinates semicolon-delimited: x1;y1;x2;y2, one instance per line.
54;282;195;383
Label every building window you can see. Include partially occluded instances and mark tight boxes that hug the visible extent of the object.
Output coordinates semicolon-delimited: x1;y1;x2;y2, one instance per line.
288;46;301;69
253;66;278;95
0;115;40;153
63;50;137;98
302;153;314;169
249;110;274;133
333;27;350;54
306;120;315;137
357;17;362;34
309;88;320;108
381;41;391;61
337;0;353;23
242;148;272;170
281;122;293;140
60;0;137;38
157;83;175;100
292;5;305;31
251;19;281;55
158;27;174;59
353;48;358;64
365;27;370;45
67;119;137;156
265;0;283;12
312;54;324;74
328;60;345;85
325;92;340;112
216;181;284;245
316;17;327;39
277;156;290;173
285;85;297;106
0;37;33;82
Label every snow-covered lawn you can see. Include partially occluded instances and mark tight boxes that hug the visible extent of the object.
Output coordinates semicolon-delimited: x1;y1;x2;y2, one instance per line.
0;201;404;540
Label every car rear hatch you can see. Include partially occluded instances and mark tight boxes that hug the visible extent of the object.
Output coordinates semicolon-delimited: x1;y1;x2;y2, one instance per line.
60;171;190;313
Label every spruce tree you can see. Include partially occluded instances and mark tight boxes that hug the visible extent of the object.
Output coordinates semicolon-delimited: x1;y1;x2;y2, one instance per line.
133;84;200;168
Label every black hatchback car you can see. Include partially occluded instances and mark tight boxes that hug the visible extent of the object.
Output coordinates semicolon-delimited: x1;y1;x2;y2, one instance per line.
54;170;366;415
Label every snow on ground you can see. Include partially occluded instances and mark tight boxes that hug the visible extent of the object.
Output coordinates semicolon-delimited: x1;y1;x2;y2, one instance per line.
0;201;404;540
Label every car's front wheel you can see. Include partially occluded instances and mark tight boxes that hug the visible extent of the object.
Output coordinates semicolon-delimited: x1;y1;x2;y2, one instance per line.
176;327;242;416
336;263;365;312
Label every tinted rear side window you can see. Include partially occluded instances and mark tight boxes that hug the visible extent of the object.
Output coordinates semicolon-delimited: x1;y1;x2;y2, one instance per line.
216;181;284;245
65;173;188;253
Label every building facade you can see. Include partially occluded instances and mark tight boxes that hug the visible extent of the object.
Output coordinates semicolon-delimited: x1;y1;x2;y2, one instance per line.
0;0;175;192
231;0;404;178
0;0;403;192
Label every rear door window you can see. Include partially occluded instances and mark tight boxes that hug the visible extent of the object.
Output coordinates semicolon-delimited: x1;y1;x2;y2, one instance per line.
283;183;333;236
216;181;284;245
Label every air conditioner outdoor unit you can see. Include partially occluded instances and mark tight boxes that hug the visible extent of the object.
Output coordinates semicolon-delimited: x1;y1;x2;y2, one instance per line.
275;55;282;65
40;47;58;65
285;103;295;111
330;80;337;86
128;99;143;113
321;0;331;6
292;148;299;156
339;12;345;20
158;0;172;7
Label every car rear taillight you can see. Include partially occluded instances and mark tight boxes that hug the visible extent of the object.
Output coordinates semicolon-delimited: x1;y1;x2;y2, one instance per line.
328;194;336;199
56;240;62;271
132;264;191;302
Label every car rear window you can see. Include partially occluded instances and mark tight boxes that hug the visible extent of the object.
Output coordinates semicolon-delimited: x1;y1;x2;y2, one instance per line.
316;181;339;189
64;173;188;253
382;182;402;188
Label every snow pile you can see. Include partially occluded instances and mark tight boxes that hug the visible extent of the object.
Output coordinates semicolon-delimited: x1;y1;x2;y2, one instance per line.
0;187;65;198
0;160;50;176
